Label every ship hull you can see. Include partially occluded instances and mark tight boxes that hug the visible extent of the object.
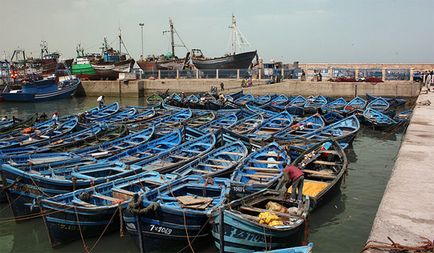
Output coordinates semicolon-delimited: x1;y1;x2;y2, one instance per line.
192;50;257;70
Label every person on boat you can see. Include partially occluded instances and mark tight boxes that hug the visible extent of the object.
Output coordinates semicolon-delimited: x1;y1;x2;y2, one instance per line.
52;112;59;124
1;115;8;121
97;95;105;109
39;112;48;122
281;163;304;205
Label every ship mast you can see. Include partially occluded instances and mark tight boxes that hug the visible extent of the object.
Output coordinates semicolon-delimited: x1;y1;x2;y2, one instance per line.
163;18;189;58
228;15;250;55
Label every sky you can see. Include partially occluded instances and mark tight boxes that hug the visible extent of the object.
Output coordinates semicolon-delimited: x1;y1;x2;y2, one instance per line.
0;0;433;63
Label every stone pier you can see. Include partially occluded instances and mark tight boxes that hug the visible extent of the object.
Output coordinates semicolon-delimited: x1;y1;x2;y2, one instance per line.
364;91;434;252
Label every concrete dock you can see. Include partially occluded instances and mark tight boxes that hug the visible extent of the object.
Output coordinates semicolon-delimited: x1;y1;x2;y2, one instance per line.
364;91;434;251
78;79;421;98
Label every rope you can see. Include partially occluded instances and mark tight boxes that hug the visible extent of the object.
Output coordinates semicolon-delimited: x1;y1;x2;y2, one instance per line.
74;207;90;253
88;207;119;253
361;237;434;252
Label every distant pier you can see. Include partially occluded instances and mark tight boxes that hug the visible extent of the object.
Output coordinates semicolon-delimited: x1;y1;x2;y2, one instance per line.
363;91;434;252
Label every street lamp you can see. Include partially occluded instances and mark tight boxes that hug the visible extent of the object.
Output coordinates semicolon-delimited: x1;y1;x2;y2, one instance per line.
139;23;144;57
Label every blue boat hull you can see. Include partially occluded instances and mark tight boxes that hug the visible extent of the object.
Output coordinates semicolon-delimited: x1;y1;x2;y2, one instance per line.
1;83;78;102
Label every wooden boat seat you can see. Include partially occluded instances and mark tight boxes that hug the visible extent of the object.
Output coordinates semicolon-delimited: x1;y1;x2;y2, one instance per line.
251;159;284;165
72;198;97;207
242;173;275;179
169;154;190;160
112;188;135;201
239;206;300;219
302;169;336;179
245;166;280;173
313;160;341;166
198;163;226;169
207;158;233;164
319;150;339;155
92;193;122;203
192;169;212;174
220;151;244;156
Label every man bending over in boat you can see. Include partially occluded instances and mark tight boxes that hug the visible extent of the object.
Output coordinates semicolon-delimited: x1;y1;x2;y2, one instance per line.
281;161;304;206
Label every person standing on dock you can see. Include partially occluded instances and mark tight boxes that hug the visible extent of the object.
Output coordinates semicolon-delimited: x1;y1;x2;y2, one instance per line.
425;72;432;92
281;162;305;205
97;95;105;109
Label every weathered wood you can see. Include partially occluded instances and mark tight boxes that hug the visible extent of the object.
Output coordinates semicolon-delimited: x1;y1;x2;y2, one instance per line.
252;159;284;165
243;173;275;179
72;199;97;207
302;169;337;179
220;151;244;156
92;194;122;203
319;150;339;155
313;160;340;166
245;166;280;173
169;154;190;160
198;163;226;169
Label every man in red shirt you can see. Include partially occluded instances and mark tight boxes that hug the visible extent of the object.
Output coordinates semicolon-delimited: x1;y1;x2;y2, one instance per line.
281;164;304;204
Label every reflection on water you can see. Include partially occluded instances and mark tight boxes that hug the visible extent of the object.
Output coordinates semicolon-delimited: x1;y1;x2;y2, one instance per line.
0;97;405;253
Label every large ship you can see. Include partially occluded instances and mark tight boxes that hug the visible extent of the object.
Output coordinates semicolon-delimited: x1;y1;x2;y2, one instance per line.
191;15;258;70
137;18;190;72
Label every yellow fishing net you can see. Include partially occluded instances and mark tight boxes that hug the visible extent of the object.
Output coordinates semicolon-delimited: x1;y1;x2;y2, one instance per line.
288;180;329;197
258;212;284;226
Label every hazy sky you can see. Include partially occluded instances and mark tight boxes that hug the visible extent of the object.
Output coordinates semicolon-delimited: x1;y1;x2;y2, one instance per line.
1;0;433;63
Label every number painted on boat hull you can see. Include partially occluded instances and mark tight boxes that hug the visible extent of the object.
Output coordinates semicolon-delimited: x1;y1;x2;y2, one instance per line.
149;224;172;235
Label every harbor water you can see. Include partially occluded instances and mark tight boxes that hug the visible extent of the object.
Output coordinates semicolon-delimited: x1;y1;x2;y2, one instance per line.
0;97;405;253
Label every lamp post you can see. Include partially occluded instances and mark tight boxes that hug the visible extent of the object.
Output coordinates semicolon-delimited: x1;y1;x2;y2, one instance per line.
139;23;144;57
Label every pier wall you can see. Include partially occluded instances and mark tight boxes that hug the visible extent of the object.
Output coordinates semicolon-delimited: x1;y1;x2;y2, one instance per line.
364;91;434;252
79;80;421;98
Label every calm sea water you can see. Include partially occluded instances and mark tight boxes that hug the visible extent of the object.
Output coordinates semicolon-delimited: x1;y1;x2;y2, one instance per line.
0;97;405;253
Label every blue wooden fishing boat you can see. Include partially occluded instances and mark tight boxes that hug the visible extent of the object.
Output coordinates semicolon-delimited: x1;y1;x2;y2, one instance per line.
0;115;37;134
288;96;307;107
0;77;80;102
393;109;412;122
96;107;137;123
229;113;265;135
211;190;309;252
304;96;327;114
283;139;348;210
324;97;347;111
172;141;248;177
254;243;313;253
1;161;141;219
270;94;289;105
134;133;216;173
253;95;272;105
40;171;176;247
74;127;155;158
0;152;87;168
298;115;360;145
85;102;120;121
246;104;278;118
0;117;78;149
106;129;183;164
363;108;397;130
146;94;163;107
342;96;367;114
122;108;157;124
285;106;305;116
197;113;238;133
322;111;344;125
230;142;289;199
366;97;389;112
41;124;105;151
245;111;293;142
273;115;325;141
123;175;230;251
235;94;255;105
0;118;57;146
186;111;216;128
144;109;192;136
366;93;406;108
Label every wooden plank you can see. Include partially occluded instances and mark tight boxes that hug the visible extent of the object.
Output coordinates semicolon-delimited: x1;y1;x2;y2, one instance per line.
251;159;284;165
239;206;300;219
92;194;122;203
245;166;280;173
243;173;275;179
220;151;244;156
313;160;340;166
302;169;336;179
198;163;227;169
192;169;212;174
169;154;190;160
319;150;339;155
72;199;97;207
207;158;234;164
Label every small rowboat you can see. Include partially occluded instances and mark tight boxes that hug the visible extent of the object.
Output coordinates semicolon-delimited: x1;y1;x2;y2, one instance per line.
74;127;155;159
145;109;192;136
322;111;344;125
254;243;314;253
283;139;348;210
186;111;216;128
273;115;325;141
235;94;255;105
0;151;88;168
288;96;307;107
245;111;293;142
363;108;397;130
96;107;137;123
0;117;56;141
197;113;238;133
230;142;289;199
172;141;248;177
246;104;278;118
134;133;216;173
324;97;347;111
1;161;141;219
211;189;309;252
85;102;120;121
229;113;265;135
146;93;163;107
123;175;230;251
304;96;327;114
117;108;156;124
0;117;79;149
42;124;106;151
40;171;176;247
342;96;367;114
253;95;272;105
106;129;183;165
366;97;389;112
0;115;37;134
366;93;406;108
